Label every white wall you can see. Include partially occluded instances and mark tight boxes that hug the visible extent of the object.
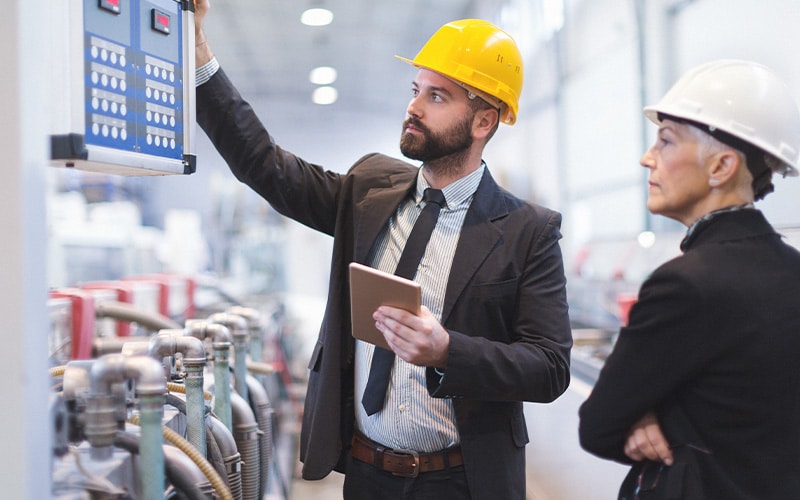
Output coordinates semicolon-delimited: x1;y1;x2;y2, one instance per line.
502;0;800;265
2;1;52;498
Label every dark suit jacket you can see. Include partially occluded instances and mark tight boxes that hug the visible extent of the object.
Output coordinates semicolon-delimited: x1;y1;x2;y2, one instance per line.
579;209;800;499
198;69;573;500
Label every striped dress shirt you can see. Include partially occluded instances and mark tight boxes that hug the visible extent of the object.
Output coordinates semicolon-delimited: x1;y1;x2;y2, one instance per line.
355;165;484;452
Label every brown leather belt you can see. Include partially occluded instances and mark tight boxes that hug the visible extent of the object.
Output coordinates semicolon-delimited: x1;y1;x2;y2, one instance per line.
351;430;463;478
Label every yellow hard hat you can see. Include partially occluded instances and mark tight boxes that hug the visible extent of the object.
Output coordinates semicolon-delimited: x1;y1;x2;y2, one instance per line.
396;19;524;125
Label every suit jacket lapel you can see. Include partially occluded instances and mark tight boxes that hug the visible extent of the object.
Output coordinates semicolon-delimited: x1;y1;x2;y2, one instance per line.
442;169;507;324
352;167;508;326
353;172;417;263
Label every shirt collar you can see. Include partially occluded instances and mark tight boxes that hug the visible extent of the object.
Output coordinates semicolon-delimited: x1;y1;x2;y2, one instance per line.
680;203;755;251
414;162;485;210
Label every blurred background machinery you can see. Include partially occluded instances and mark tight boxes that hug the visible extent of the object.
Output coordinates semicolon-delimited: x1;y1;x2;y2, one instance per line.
6;0;800;498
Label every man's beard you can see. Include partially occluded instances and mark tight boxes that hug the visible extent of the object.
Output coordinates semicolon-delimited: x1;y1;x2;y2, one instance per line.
399;114;473;173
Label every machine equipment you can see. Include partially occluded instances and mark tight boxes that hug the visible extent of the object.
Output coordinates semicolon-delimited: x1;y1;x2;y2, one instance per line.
50;0;196;176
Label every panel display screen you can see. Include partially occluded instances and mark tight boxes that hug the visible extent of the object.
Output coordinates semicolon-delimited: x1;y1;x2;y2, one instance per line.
99;0;121;14
82;0;186;164
151;9;170;35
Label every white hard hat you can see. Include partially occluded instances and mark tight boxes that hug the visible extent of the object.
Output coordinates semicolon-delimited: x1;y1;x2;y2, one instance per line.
644;59;800;177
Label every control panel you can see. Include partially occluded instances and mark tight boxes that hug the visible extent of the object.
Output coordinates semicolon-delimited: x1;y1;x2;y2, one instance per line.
50;0;196;176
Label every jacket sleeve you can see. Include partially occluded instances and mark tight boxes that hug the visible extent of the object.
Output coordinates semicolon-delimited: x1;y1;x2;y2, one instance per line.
427;207;572;404
196;68;342;235
578;267;709;463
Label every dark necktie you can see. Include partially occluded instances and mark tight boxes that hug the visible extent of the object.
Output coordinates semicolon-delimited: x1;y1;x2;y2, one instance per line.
361;188;446;416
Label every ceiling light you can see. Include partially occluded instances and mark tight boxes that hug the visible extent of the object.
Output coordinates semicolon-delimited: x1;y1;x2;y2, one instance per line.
312;86;338;105
301;8;334;27
543;0;565;34
309;66;337;85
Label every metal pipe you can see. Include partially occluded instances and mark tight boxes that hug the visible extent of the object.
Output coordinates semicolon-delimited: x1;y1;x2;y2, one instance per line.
114;430;212;499
148;331;207;455
162;443;216;498
93;336;144;357
95;300;182;332
246;374;273;499
161;425;235;500
227;306;263;364
230;392;261;500
185;319;234;430
87;354;166;500
206;413;244;500
207;313;250;401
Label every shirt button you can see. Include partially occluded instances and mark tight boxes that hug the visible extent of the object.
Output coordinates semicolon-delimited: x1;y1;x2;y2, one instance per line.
398;404;407;412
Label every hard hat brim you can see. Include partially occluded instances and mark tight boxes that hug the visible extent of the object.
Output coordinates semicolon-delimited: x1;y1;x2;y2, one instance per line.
395;55;517;125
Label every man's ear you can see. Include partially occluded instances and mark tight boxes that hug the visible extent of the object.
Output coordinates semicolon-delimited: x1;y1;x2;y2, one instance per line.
473;107;499;140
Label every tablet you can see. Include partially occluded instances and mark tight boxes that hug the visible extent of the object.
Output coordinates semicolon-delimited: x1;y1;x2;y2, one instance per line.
349;262;421;350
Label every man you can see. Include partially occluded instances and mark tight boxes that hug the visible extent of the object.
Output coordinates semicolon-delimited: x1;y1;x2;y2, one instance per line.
193;2;572;499
579;60;800;499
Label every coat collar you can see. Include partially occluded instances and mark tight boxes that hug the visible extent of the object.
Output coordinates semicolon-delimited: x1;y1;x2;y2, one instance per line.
680;208;776;252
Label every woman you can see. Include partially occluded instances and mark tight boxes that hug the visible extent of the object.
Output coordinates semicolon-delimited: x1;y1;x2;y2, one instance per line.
579;60;800;499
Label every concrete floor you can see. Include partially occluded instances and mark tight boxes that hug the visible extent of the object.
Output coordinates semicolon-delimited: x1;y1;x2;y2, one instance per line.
289;472;344;500
523;378;628;499
284;378;628;500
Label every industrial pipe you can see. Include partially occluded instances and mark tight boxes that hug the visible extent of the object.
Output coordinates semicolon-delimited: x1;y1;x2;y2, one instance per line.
207;313;250;402
128;414;234;500
227;306;263;364
231;392;261;500
246;373;274;499
185;319;234;430
148;331;207;456
95;300;182;331
206;412;244;500
114;431;210;499
87;354;166;500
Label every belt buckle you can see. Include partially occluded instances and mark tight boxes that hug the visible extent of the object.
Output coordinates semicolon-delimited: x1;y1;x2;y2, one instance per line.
387;448;420;478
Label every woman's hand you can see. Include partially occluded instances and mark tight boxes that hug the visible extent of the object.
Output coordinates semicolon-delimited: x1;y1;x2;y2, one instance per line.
624;411;674;465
